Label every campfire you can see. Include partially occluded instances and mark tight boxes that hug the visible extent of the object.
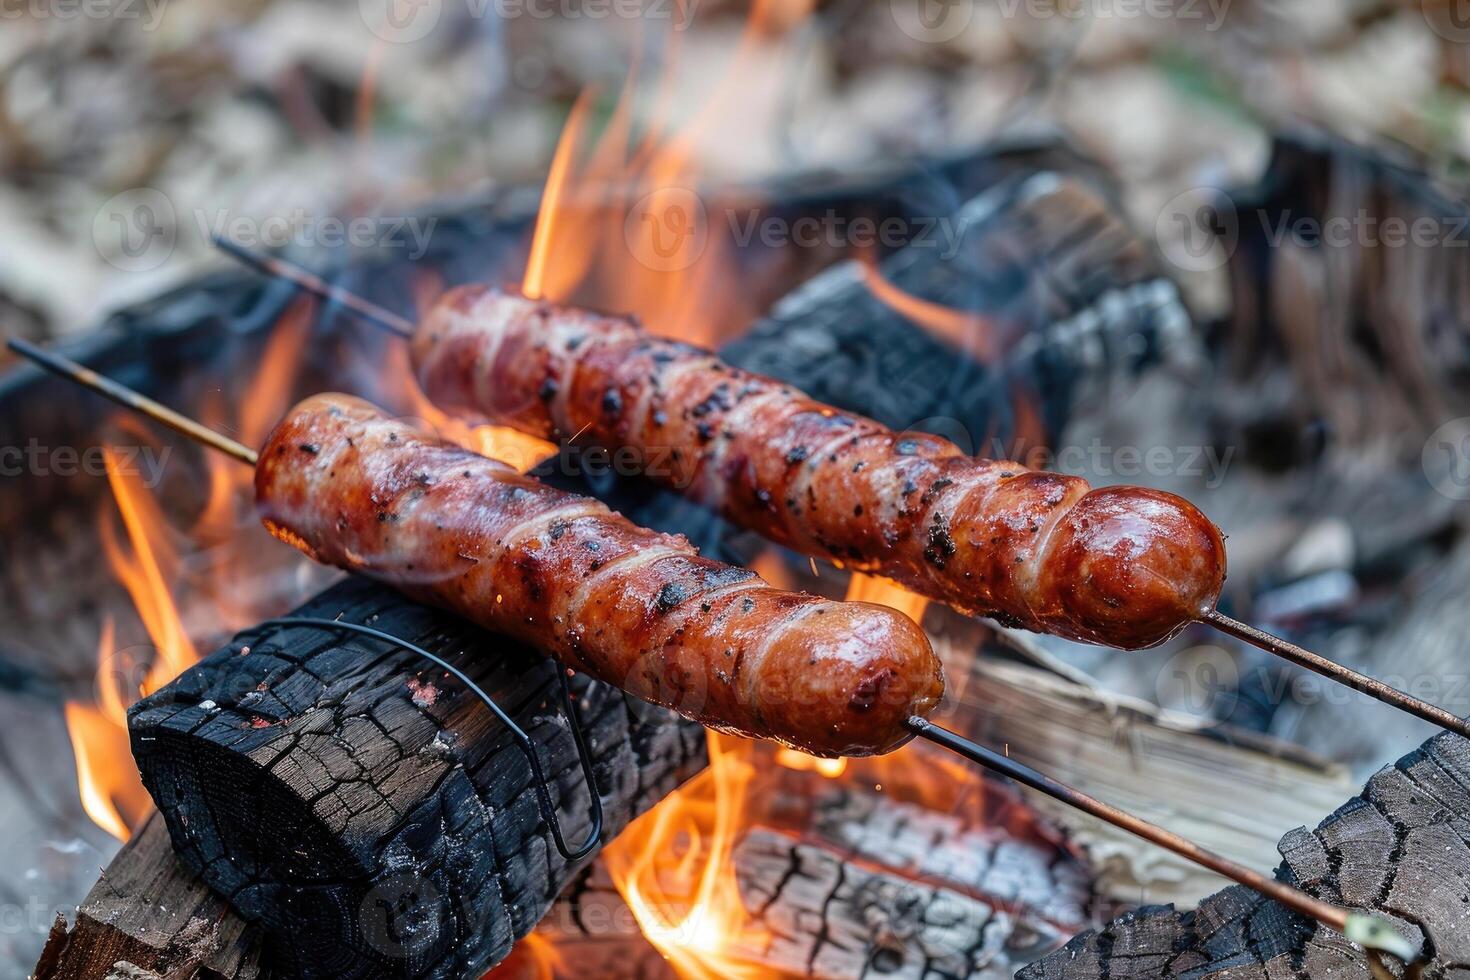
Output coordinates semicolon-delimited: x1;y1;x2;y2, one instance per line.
7;5;1470;980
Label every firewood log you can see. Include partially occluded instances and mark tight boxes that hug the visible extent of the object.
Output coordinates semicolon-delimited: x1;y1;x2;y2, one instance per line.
124;576;706;980
722;170;1192;455
1223;131;1470;456
1018;731;1470;979
33;814;267;980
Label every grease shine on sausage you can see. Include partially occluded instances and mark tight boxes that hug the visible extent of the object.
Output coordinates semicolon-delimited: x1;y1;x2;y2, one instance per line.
255;394;943;757
414;287;1227;650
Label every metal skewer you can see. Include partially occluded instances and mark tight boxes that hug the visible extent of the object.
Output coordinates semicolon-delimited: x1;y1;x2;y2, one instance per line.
6;337;609;860
2;335;1423;963
210;238;1470;746
903;717;1417;963
1204;610;1470;741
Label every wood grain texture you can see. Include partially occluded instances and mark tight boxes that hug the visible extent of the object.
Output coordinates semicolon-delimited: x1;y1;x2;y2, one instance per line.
33;813;267;980
127;577;707;980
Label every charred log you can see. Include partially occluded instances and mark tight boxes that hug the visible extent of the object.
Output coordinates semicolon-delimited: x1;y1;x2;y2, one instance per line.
722;170;1192;456
1018;731;1470;979
732;828;1055;979
34;814;267;980
127;576;706;980
1222;131;1470;459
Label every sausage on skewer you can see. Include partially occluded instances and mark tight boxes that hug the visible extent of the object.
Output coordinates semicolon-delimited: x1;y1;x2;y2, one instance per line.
210;241;1470;743
414;287;1226;650
8;335;1415;957
256;393;944;757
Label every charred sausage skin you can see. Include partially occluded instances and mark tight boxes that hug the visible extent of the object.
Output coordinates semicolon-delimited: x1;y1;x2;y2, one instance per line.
414;286;1227;649
255;393;943;757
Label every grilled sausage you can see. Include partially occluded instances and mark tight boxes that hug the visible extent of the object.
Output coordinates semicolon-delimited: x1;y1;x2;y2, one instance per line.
255;393;943;757
414;287;1227;649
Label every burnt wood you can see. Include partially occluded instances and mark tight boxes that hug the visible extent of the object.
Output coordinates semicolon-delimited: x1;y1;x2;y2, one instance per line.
1221;130;1470;460
127;577;707;980
722;170;1191;455
34;814;268;980
1018;731;1470;979
535;775;1094;980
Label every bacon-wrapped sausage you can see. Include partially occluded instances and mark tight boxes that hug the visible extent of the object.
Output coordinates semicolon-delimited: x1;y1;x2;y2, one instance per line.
255;393;943;757
414;287;1227;650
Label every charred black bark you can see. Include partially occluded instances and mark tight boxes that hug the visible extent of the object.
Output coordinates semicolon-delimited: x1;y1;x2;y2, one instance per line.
128;577;706;980
722;170;1190;456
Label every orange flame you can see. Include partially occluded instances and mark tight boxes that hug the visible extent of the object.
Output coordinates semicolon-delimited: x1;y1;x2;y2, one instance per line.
240;296;316;450
386;342;558;472
601;733;768;980
66;444;212;841
844;572;929;625
190;298;322;632
65;700;145;842
524;89;601;303
65;617;150;842
483;930;564;980
100;446;199;691
746;551;796;592
514;0;813;346
858;255;998;363
774;747;846;778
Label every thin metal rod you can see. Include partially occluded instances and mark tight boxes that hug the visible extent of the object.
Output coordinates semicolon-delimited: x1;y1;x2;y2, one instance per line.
1205;610;1470;742
904;716;1417;961
6;338;258;466
260;617;604;861
213;236;416;339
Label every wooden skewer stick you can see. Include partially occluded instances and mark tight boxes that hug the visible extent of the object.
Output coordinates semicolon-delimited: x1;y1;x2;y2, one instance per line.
2;335;1423;964
8;338;258;465
211;236;414;339
210;239;1470;746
